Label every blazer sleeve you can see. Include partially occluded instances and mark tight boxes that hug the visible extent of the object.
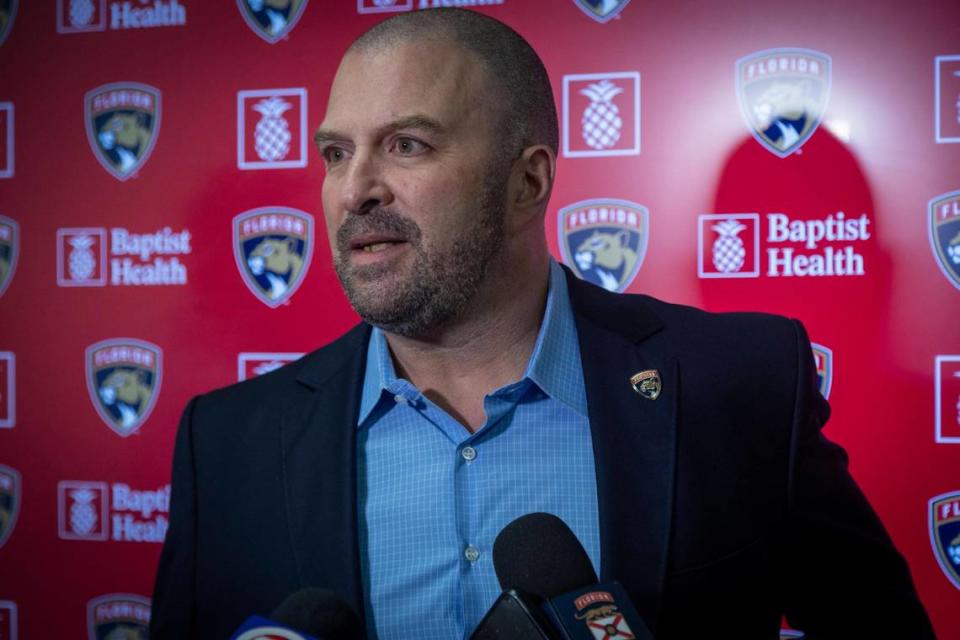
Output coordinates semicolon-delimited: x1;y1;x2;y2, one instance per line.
150;395;200;638
780;320;935;639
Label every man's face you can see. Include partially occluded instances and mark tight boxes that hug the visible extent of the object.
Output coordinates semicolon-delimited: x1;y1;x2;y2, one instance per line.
316;39;511;337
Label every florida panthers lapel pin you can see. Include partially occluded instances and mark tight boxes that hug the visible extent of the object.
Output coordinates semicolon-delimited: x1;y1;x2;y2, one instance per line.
630;369;661;400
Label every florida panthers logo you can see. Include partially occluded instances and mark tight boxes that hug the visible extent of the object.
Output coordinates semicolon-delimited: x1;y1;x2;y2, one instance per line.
234;207;313;307
0;465;20;550
572;0;630;23
810;342;833;400
85;339;162;437
559;199;648;293
0;0;18;46
736;48;831;158
930;491;960;590
85;83;161;180
237;0;308;44
0;215;18;298
87;594;150;640
929;190;960;291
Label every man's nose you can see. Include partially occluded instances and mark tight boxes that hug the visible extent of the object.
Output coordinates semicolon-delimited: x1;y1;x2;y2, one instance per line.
341;150;392;215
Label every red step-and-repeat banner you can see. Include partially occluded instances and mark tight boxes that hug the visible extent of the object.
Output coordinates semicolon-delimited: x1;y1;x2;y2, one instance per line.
0;0;958;637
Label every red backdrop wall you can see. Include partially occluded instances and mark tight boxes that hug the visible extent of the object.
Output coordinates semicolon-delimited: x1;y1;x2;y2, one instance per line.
0;1;958;638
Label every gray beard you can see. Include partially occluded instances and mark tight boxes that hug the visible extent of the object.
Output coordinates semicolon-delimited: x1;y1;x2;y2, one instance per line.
333;175;506;338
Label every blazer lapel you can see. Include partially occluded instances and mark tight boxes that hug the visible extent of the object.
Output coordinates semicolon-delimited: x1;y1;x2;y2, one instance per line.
566;270;677;633
280;323;371;620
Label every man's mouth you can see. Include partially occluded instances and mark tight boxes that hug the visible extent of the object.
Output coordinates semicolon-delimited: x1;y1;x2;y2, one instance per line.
347;234;409;256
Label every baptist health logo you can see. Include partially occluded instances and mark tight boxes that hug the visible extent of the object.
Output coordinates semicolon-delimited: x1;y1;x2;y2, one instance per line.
57;0;186;33
57;226;191;287
698;212;870;279
58;480;170;543
357;0;503;13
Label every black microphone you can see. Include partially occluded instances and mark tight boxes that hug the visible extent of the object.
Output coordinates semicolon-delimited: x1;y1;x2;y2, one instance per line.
473;513;652;640
230;588;366;640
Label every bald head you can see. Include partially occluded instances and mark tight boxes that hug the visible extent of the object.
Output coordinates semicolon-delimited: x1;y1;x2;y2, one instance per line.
350;8;558;156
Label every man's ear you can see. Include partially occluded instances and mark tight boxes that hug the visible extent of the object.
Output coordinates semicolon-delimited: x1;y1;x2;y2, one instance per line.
510;144;556;220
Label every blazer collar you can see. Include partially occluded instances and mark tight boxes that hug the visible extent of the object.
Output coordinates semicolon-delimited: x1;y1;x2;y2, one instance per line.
565;268;677;634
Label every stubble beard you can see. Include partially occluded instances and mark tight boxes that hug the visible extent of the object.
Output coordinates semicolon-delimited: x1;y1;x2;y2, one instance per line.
333;169;507;338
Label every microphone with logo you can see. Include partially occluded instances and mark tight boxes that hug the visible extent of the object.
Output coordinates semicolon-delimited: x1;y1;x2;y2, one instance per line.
471;513;653;640
229;588;366;640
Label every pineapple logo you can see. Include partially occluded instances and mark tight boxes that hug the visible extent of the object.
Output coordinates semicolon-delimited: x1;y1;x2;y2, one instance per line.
736;48;831;158
697;214;759;279
84;83;161;181
86;339;163;437
253;96;293;162
69;0;94;26
57;481;107;540
57;227;107;286
810;343;833;400
572;0;631;23
559;199;649;293
233;208;314;307
563;72;639;157
929;492;960;591
87;594;151;640
0;0;18;46
928;190;960;292
580;80;623;151
69;488;99;537
0;465;20;550
69;234;97;281
710;219;747;274
238;88;307;169
237;0;308;44
0;215;18;298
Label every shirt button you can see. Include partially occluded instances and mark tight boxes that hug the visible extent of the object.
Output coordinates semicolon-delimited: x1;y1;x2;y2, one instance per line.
393;394;407;405
464;545;480;564
461;446;477;462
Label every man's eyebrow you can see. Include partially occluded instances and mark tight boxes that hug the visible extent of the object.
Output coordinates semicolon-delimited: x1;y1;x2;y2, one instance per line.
313;115;446;147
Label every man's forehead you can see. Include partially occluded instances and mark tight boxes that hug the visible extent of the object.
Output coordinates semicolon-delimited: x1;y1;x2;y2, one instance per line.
321;38;493;132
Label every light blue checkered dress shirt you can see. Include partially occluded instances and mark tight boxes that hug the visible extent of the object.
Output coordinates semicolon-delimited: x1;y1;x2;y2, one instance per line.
356;260;601;640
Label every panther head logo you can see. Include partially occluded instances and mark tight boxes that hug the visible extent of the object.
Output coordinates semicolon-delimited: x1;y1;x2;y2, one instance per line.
574;230;639;292
234;208;314;307
0;465;19;550
736;49;831;158
98;368;154;430
97;112;152;176
560;199;648;293
0;215;18;298
85;83;161;181
246;237;304;301
86;339;162;437
237;0;307;43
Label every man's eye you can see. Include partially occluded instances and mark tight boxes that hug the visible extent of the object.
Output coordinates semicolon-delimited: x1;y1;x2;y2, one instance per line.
393;138;427;155
323;147;346;163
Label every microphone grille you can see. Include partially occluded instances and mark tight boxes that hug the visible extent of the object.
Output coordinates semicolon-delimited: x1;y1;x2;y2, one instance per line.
492;512;598;599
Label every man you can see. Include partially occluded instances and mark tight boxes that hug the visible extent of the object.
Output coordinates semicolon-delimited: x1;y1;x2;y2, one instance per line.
151;9;935;639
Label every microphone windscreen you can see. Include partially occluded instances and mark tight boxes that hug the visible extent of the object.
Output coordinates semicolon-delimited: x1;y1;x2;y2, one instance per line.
270;588;365;639
492;513;598;600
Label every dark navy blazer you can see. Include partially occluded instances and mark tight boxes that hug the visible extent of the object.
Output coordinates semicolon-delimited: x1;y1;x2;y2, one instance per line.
150;270;934;639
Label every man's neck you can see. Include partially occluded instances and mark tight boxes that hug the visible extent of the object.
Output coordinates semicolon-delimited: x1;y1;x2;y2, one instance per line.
383;255;551;432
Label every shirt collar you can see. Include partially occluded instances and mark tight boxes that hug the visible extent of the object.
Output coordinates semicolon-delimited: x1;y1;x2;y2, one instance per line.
357;258;588;426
